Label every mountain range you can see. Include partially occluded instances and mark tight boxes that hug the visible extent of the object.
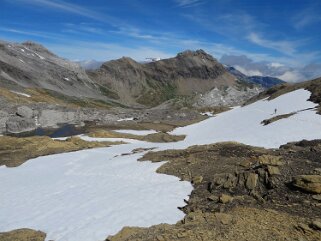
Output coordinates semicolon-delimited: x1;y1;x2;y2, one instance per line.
0;40;287;108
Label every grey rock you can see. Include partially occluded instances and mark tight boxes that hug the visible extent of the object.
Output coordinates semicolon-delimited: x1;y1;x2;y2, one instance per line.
38;110;77;128
16;106;33;118
0;110;9;133
6;116;36;133
245;173;259;190
194;86;263;107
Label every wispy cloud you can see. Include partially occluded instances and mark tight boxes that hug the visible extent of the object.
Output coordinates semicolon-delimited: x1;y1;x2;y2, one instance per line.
292;7;321;29
175;0;205;8
0;27;63;40
8;0;123;27
62;23;105;35
247;32;299;55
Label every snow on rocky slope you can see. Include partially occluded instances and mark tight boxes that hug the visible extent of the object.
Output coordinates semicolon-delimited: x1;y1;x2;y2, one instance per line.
171;89;321;149
1;88;321;241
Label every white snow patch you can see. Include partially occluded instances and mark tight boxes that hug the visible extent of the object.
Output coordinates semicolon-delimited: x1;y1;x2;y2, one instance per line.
63;77;70;81
0;145;192;241
18;59;25;63
114;129;158;136
117;117;134;122
200;112;215;117
20;48;25;52
10;91;31;98
34;52;45;60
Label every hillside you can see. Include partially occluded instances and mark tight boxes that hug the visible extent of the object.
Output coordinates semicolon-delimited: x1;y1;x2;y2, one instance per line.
0;40;110;100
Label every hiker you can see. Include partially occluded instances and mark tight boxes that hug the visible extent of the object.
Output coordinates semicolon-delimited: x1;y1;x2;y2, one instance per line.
274;108;277;114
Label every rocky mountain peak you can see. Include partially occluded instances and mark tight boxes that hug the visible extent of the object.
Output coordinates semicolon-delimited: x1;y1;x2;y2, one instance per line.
21;41;55;56
101;56;141;71
177;49;216;61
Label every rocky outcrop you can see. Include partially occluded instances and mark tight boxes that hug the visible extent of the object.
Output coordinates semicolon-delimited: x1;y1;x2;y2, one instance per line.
0;103;123;134
292;175;321;194
194;85;262;107
0;229;46;241
108;140;321;241
6;116;36;133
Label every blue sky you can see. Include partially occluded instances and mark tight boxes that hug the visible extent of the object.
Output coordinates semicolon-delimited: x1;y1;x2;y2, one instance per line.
1;0;321;68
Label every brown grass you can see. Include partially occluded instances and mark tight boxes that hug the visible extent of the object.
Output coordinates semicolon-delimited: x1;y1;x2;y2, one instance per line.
0;136;123;167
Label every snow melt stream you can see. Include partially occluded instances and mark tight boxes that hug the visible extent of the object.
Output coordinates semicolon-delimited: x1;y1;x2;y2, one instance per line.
1;89;321;241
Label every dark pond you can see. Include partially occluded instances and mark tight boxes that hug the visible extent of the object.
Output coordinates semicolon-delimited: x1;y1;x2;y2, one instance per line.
8;124;86;138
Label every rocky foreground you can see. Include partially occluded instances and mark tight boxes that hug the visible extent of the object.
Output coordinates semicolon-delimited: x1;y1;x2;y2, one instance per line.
107;140;321;241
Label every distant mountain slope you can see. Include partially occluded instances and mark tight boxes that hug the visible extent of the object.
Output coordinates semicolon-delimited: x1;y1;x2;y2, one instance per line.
89;50;261;107
226;66;285;88
0;40;106;100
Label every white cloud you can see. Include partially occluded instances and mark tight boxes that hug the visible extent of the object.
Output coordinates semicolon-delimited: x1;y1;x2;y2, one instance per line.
269;62;284;68
8;0;128;29
247;32;299;55
277;71;304;83
234;65;263;77
221;54;321;82
0;27;64;40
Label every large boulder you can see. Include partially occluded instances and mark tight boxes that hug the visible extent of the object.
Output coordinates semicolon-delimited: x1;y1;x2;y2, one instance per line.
38;110;77;128
245;173;258;190
6;116;36;133
292;175;321;194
